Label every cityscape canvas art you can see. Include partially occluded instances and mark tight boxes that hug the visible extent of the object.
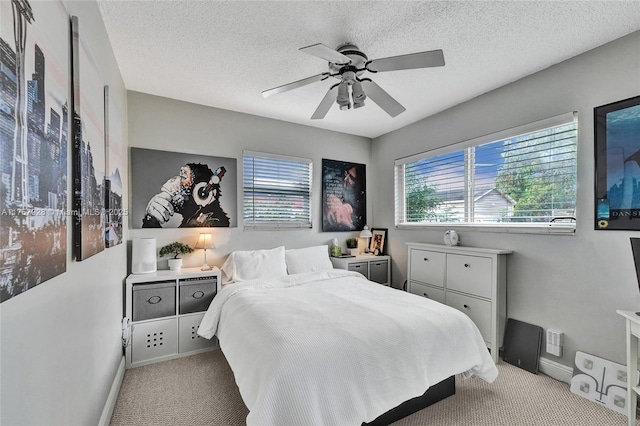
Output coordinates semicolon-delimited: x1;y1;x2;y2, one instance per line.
0;0;69;302
103;86;124;248
71;16;106;260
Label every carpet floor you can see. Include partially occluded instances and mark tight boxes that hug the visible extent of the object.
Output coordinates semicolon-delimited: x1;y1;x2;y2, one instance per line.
110;350;634;426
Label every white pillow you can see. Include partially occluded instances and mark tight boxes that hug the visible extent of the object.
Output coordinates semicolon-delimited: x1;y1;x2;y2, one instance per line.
285;245;334;275
220;246;287;282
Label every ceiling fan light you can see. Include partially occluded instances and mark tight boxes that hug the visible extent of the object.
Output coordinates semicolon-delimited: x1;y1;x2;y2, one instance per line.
339;102;351;111
352;80;366;104
353;101;365;109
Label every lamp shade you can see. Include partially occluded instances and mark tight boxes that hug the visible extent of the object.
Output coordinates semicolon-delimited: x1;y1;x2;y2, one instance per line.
195;233;214;249
359;226;372;238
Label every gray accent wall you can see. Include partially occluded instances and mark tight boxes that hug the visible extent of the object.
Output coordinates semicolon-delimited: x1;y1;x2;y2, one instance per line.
372;30;640;367
0;1;128;425
127;91;372;269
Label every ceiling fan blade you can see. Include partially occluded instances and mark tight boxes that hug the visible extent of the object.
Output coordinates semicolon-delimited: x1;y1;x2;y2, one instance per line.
262;73;330;98
311;85;338;120
367;49;445;73
360;80;406;117
300;43;351;64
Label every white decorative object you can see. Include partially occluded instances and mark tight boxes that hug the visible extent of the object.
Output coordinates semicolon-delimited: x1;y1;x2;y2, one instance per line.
167;258;183;270
570;350;630;415
443;230;459;246
131;238;157;274
350;248;359;256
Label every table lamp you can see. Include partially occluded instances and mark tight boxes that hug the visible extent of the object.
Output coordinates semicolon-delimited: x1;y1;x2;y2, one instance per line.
359;225;372;253
195;233;214;270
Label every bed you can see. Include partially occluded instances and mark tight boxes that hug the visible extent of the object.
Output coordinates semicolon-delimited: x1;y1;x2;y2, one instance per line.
198;246;497;426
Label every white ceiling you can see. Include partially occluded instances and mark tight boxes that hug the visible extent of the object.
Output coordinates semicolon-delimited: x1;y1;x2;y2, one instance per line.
96;1;640;139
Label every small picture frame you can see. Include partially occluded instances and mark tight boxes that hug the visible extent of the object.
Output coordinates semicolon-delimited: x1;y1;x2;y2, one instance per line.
369;228;387;255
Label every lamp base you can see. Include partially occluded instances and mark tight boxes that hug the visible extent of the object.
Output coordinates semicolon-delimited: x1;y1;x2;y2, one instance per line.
200;264;212;271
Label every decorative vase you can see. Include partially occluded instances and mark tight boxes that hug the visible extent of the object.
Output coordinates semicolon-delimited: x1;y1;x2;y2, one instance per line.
168;258;183;271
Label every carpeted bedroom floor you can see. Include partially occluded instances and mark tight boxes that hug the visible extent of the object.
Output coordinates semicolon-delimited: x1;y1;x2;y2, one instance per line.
110;349;634;426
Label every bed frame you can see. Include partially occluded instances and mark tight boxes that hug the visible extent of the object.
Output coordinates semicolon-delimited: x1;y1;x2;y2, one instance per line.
362;376;455;426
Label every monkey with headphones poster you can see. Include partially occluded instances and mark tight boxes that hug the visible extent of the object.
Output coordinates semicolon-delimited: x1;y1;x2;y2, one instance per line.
130;148;237;228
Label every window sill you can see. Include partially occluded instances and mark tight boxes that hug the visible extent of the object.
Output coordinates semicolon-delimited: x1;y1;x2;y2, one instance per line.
395;223;576;235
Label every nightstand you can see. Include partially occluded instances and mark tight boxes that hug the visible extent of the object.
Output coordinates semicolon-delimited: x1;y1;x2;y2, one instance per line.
124;267;221;368
330;254;391;285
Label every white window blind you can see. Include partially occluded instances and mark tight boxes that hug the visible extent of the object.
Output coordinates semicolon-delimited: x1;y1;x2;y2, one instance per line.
243;151;312;229
395;112;578;232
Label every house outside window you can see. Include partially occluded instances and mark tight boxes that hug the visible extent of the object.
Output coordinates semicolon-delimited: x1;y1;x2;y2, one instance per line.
395;112;578;233
243;150;312;229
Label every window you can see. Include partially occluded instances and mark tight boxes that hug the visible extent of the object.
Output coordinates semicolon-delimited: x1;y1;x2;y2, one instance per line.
243;150;312;229
395;112;578;233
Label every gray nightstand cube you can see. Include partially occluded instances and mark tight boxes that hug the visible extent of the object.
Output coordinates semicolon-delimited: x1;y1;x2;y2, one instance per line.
330;255;391;285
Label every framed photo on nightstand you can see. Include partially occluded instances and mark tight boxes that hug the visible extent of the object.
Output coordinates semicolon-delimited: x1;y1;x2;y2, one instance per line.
369;228;387;255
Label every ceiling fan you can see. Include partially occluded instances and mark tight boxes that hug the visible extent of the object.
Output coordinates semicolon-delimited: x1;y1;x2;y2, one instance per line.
262;42;445;120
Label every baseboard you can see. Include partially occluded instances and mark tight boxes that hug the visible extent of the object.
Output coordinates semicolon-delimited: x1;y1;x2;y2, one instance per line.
99;356;126;426
539;356;573;384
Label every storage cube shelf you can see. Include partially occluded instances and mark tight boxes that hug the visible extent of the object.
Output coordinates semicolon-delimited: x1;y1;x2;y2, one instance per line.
124;268;221;368
406;243;512;362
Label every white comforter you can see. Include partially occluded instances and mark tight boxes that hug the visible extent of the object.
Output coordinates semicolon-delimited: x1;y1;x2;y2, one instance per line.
198;269;497;426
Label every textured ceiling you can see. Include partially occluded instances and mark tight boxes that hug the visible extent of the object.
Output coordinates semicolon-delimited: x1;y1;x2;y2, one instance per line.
96;1;640;139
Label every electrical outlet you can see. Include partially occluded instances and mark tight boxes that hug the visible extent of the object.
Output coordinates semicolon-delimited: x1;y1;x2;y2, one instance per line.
546;329;563;357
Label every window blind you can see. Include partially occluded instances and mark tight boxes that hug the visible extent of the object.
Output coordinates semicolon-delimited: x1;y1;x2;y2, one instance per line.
395;112;578;231
243;151;312;229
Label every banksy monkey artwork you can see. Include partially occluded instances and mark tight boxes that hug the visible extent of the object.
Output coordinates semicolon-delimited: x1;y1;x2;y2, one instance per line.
131;148;237;228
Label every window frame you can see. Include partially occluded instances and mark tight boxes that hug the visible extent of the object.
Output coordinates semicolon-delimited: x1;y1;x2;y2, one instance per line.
242;150;313;230
394;112;578;235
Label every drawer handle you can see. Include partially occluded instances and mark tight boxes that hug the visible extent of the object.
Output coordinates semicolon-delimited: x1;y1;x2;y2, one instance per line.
423;258;429;261
192;291;205;299
423;293;429;298
147;296;162;304
463;304;470;309
464;263;470;268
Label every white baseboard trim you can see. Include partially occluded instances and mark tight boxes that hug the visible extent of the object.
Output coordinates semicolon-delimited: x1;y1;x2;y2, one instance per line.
99;356;126;426
539;356;573;384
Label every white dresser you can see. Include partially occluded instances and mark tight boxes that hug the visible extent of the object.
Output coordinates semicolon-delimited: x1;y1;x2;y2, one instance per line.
407;243;512;361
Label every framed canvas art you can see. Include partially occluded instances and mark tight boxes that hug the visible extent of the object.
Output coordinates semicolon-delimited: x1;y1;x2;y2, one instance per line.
594;95;640;230
71;16;106;260
103;85;124;247
0;0;69;302
322;159;366;232
130;148;237;228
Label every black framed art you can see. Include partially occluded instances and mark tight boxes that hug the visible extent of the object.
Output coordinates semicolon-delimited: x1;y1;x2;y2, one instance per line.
594;95;640;230
369;228;387;255
322;159;366;232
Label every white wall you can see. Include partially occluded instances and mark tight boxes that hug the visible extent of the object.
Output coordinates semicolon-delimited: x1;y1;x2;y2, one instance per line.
127;91;371;269
0;1;128;425
372;31;640;366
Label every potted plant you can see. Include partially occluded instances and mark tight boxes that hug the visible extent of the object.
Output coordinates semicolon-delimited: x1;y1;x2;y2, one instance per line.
159;242;194;270
346;237;359;256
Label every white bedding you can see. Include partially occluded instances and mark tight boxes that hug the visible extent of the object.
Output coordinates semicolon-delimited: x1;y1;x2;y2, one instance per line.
198;269;497;426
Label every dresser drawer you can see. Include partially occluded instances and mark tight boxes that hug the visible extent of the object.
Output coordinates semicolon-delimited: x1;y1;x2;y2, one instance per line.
131;317;178;364
409;281;445;304
446;254;492;298
348;262;369;279
369;260;388;284
446;292;492;343
178;313;218;353
410;249;445;287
